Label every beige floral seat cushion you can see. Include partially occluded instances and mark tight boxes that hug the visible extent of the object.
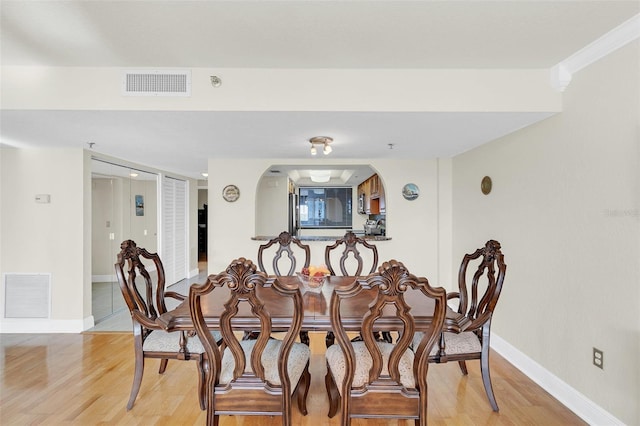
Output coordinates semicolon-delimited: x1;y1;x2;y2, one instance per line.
143;330;221;353
219;338;310;393
412;331;482;355
326;341;415;394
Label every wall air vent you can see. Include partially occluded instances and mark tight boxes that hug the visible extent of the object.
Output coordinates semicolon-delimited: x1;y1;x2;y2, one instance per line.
123;69;191;96
4;273;51;318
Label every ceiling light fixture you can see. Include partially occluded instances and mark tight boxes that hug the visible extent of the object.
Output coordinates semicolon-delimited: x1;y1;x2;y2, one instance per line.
309;136;333;156
309;170;331;183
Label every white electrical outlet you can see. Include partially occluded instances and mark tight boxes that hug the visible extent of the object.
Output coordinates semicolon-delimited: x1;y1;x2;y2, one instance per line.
593;347;604;369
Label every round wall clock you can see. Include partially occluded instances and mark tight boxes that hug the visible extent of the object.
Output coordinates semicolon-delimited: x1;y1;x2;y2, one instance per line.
222;184;240;202
481;176;492;195
402;183;419;201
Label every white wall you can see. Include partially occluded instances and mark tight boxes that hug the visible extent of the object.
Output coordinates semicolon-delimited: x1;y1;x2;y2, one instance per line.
208;158;449;286
0;148;89;331
255;175;289;236
452;41;639;425
198;189;208;209
2;67;560;114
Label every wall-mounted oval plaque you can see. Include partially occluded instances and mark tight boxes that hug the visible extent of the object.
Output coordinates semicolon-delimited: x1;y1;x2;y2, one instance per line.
222;184;240;202
481;176;492;195
402;183;419;201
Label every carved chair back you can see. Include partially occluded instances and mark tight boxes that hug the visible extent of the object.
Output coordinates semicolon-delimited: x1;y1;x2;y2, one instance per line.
115;239;169;332
455;239;506;332
189;258;310;425
325;259;447;425
257;231;311;276
324;231;379;277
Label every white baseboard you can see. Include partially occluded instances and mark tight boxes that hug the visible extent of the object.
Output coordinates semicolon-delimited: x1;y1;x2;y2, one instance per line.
491;334;623;425
188;268;200;279
0;316;93;333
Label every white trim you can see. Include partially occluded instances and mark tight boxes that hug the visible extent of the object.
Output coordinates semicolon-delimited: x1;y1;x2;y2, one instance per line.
549;64;573;92
188;268;200;279
550;13;640;91
491;334;624;425
0;317;92;333
83;315;95;330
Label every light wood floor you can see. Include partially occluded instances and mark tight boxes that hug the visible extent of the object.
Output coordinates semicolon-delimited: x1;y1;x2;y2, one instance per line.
0;332;586;425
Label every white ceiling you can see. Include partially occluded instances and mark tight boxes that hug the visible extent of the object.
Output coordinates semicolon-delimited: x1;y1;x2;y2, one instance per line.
1;1;638;180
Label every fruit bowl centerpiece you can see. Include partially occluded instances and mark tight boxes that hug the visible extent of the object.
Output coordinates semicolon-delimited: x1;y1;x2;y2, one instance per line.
298;265;330;292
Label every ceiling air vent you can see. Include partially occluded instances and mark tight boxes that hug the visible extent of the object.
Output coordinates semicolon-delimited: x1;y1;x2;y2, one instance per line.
123;69;191;96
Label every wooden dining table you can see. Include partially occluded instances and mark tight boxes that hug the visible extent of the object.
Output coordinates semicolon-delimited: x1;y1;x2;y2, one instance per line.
156;275;470;335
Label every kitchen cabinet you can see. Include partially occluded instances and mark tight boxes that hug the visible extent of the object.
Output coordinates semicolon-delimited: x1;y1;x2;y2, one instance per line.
358;174;384;215
370;174;380;197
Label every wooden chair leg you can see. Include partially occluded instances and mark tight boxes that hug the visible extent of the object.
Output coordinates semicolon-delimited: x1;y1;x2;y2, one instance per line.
479;322;498;411
325;362;340;418
158;358;169;374
296;362;311;415
196;355;206;410
207;398;219;426
480;353;499;411
127;349;145;410
299;331;310;346
325;331;335;348
457;360;468;375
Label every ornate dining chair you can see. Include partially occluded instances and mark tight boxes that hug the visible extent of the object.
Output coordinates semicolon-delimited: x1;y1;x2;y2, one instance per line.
115;239;221;410
189;257;311;426
324;231;378;277
257;231;311;277
324;231;390;345
413;239;506;411
325;259;447;426
253;231;312;344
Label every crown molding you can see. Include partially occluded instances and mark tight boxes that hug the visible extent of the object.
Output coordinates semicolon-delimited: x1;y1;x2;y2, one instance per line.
550;13;640;91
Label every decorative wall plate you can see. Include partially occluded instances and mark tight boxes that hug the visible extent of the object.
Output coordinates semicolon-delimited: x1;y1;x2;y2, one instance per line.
402;183;419;201
222;184;240;202
481;176;492;195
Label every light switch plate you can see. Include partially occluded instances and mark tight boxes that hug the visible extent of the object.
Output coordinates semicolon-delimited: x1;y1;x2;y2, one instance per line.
35;194;51;203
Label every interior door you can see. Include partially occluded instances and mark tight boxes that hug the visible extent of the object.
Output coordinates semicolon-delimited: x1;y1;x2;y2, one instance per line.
161;176;187;285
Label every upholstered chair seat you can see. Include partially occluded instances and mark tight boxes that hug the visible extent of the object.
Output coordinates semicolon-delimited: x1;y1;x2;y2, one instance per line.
143;330;222;353
220;338;310;389
326;341;416;393
413;330;483;356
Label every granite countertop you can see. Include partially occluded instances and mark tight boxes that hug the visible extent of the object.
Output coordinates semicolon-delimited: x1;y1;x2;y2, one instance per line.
252;235;391;242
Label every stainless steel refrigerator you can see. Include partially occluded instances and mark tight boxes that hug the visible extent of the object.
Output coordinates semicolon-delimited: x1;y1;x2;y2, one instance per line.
288;193;299;236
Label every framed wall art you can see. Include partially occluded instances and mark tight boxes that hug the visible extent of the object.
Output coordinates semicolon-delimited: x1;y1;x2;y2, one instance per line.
222;185;240;202
402;183;419;201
